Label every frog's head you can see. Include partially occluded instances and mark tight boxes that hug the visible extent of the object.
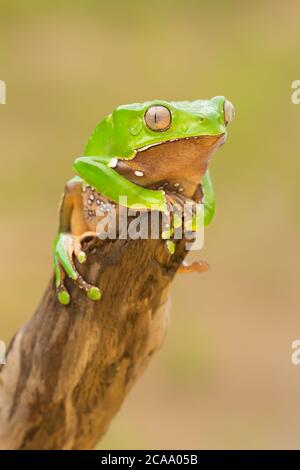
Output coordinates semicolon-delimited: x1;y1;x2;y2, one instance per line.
86;96;234;158
84;97;234;197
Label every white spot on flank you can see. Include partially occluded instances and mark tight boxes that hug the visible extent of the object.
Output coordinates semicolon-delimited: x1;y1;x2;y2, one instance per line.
90;194;95;201
134;170;144;177
109;157;118;168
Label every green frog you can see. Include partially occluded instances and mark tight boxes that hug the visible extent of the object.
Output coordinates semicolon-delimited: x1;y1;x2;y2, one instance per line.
53;97;235;305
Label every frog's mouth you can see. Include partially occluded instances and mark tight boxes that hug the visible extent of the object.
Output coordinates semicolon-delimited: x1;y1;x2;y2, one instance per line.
135;133;226;153
116;133;226;198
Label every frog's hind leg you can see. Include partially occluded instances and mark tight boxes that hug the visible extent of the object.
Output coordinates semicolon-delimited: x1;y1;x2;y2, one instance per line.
53;177;101;305
53;232;101;304
54;236;101;303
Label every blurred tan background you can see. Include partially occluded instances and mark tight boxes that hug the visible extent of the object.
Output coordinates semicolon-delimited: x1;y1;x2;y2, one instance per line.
1;0;300;449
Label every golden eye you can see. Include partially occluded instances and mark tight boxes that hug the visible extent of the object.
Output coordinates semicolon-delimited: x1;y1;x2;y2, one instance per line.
224;99;235;125
144;105;172;132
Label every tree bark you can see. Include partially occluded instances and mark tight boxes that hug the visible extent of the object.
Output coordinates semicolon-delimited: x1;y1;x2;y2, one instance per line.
0;233;187;450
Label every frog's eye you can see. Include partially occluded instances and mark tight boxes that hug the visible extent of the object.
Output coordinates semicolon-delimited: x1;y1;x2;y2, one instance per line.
144;106;172;132
224;99;235;125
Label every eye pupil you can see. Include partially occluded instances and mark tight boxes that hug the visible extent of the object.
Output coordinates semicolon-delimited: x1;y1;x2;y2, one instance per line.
145;105;171;132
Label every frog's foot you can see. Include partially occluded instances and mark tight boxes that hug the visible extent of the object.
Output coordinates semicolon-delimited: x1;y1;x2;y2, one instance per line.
163;191;194;255
53;232;101;305
178;260;210;273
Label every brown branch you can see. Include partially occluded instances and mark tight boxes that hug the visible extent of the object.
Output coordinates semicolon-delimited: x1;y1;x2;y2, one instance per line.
0;234;187;450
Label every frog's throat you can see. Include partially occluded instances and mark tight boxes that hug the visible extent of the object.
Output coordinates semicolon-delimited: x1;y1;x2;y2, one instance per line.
113;132;225;205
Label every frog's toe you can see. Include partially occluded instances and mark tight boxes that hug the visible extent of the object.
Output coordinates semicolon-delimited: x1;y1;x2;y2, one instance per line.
54;259;71;305
57;287;71;305
165;240;175;254
87;286;102;301
73;238;87;264
77;250;87;264
74;274;102;301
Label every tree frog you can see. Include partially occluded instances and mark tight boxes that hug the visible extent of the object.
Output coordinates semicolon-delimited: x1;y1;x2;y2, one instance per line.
53;97;234;305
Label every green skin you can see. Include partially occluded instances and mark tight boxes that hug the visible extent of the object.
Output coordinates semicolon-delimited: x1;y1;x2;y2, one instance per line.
53;96;232;305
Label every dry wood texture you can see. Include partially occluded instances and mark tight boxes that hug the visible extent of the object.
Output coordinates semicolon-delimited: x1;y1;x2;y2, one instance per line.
0;233;187;449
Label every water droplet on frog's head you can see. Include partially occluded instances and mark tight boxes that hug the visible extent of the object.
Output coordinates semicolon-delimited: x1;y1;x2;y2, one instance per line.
130;117;143;136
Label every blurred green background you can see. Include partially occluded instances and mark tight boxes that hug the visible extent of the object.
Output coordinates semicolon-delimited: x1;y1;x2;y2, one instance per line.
1;0;300;449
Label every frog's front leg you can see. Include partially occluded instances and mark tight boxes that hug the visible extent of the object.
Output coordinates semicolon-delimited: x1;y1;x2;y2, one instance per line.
73;156;168;211
53;177;101;305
